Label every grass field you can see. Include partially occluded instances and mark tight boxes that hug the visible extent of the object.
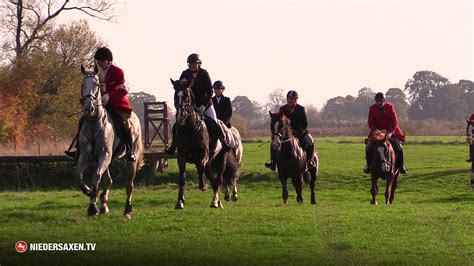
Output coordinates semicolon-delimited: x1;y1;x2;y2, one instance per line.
1;136;474;265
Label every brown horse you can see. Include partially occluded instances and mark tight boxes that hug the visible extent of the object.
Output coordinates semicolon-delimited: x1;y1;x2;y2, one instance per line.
368;130;400;205
269;111;318;204
465;119;474;188
170;78;243;209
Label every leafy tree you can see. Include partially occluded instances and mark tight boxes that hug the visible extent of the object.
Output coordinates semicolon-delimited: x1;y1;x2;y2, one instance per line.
385;88;408;120
128;91;157;126
1;0;114;62
232;95;264;126
405;71;450;120
428;84;465;120
321;96;347;121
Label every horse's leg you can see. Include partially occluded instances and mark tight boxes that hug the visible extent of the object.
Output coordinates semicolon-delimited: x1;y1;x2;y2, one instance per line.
292;174;304;204
196;163;208;191
223;177;230;202
123;162;137;219
389;173;399;204
370;174;378;205
309;168;317;205
209;157;226;209
175;155;186;209
89;158;110;216
99;168;112;214
279;171;289;204
385;174;394;205
74;155;91;196
231;174;238;202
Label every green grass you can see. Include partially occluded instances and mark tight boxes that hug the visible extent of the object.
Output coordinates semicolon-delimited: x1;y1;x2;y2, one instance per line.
1;137;474;265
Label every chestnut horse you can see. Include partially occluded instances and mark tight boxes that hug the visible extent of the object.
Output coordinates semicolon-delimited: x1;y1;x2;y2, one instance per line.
269;111;318;204
368;130;400;205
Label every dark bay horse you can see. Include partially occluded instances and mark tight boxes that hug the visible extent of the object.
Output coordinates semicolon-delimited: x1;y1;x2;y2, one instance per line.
466;119;474;188
170;78;243;209
269;111;318;204
75;65;144;219
368;130;399;205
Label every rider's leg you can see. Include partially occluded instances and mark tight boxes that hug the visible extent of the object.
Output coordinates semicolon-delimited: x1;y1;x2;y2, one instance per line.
265;138;276;170
204;105;232;151
469;144;474;162
65;116;85;159
364;140;375;173
303;134;316;169
119;111;136;162
164;123;177;155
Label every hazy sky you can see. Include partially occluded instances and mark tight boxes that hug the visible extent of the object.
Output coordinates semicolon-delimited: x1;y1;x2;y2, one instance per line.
60;0;473;109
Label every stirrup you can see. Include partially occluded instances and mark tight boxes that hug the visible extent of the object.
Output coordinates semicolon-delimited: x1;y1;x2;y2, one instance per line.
264;161;275;171
65;150;77;160
399;166;407;174
164;144;176;155
127;152;137;162
363;165;371;174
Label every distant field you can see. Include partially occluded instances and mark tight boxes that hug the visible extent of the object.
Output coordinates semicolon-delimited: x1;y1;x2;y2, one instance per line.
1;136;473;265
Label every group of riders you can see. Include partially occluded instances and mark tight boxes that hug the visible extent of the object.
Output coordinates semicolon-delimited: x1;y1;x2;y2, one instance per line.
65;47;409;175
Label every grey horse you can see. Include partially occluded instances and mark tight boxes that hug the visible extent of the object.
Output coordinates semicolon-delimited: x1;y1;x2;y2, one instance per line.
75;65;144;219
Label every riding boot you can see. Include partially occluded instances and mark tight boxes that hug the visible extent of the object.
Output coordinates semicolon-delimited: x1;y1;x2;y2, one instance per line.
398;148;407;174
216;122;232;152
124;127;136;162
306;143;316;170
264;143;276;171
364;145;371;174
164;124;177;155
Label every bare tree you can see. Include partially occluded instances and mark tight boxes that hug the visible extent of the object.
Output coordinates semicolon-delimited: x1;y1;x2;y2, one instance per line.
265;89;286;112
1;0;115;61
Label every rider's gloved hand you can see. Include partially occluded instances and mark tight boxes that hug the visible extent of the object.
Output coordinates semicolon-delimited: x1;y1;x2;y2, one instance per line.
387;132;392;139
102;93;109;105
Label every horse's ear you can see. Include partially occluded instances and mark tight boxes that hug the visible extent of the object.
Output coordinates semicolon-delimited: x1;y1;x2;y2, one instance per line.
93;64;99;75
81;64;86;75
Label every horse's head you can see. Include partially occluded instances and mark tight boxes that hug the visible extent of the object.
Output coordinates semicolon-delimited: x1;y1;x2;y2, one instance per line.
170;78;197;125
81;64;102;120
269;111;294;151
370;130;393;174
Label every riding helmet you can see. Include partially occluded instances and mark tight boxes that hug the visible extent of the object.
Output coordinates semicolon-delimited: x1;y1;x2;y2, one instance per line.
287;90;298;99
213;80;225;89
374;92;385;101
187;53;202;64
94;47;113;61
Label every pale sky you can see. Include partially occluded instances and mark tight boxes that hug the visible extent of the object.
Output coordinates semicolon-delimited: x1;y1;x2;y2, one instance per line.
60;0;473;109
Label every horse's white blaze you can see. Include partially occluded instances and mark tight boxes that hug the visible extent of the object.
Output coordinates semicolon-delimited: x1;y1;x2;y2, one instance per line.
273;121;280;134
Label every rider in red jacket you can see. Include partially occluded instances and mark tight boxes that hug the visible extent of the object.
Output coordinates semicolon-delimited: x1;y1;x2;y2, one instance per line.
65;47;136;162
364;92;407;174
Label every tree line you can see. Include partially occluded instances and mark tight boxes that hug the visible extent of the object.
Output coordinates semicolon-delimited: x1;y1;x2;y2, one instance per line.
1;1;472;145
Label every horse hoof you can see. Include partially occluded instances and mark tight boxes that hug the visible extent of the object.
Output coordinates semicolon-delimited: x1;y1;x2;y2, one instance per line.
99;205;109;214
88;204;99;216
231;194;238;202
199;184;209;192
210;201;219;208
283;200;288;204
175;201;184;209
224;194;231;201
124;213;132;220
370;200;378;205
311;200;316;205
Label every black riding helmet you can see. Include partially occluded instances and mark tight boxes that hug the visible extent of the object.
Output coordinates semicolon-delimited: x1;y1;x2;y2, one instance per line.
94;47;113;61
213;80;225;89
374;92;385;101
187;53;202;64
287;90;298;99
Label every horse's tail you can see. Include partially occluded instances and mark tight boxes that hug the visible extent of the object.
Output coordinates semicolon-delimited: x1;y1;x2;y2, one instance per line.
132;112;145;171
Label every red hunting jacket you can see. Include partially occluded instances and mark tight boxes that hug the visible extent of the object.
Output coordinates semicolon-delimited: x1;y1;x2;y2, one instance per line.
368;102;405;142
103;64;132;115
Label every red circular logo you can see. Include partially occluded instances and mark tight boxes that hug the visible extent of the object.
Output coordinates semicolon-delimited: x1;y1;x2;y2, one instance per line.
15;241;27;253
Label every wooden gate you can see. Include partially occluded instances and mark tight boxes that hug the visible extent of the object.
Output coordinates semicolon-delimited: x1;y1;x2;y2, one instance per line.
144;101;170;149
